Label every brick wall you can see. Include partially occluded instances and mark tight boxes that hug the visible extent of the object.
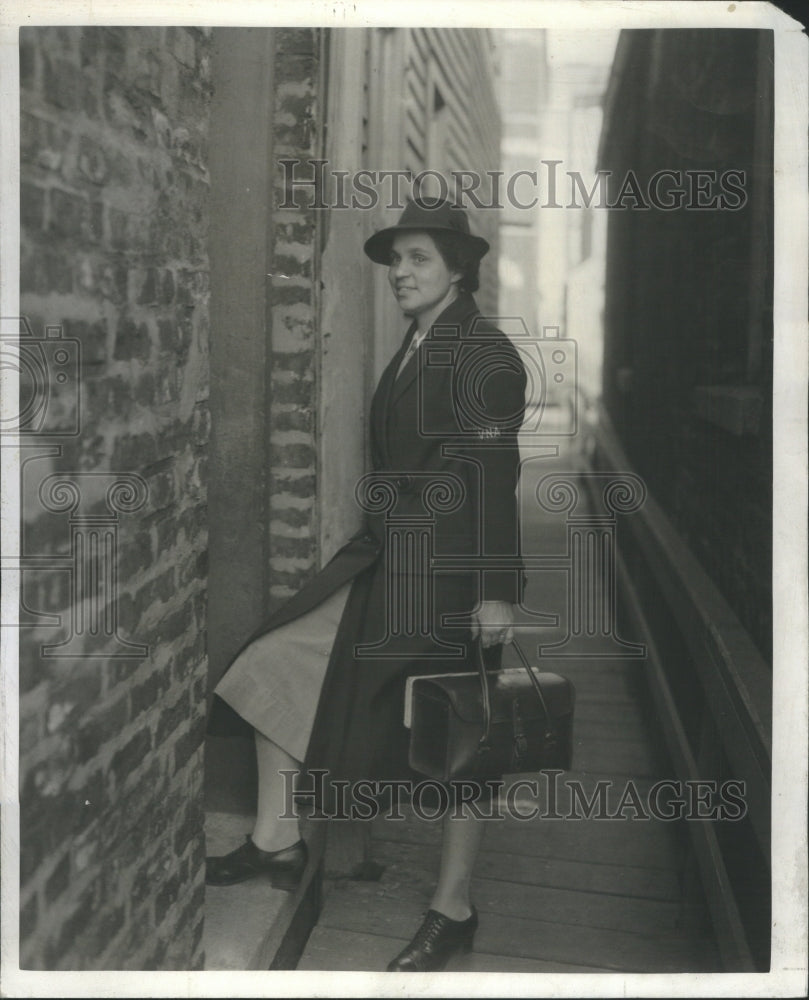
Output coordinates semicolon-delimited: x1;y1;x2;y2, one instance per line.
267;28;322;604
19;26;211;969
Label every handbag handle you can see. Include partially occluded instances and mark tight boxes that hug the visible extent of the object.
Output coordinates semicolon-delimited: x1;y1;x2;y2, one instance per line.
476;637;559;753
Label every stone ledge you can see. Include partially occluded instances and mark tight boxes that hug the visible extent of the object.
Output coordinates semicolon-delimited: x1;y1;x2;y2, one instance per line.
203;811;324;970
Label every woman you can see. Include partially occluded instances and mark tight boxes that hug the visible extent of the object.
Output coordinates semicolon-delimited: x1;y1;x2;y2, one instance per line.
207;197;527;972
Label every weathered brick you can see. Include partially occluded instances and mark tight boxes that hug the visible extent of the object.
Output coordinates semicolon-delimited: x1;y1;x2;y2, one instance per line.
272;407;313;432
270;535;316;560
270;377;315;406
272;473;316;498
274;252;311;278
112;431;158;469
173;716;205;772
272;349;315;377
108;207;128;249
114;317;151;362
154;871;180;926
90;902;126;958
173;639;202;683
173;802;203;857
270;566;316;589
268;282;312;306
155;600;193;644
156;689;190;744
43;55;82;111
117;528;154;580
77;135;109;185
272;505;313;529
129;669;160;718
145;468;176;511
62;318;107;366
109;726;152;786
44;852;71;903
142;937;169;971
21;183;46;231
20;34;36;89
276;28;316;56
192;674;205;705
50;878;99;964
75;695;128;764
49;188;88;238
50;668;104;722
20;893;39;941
270;443;316;469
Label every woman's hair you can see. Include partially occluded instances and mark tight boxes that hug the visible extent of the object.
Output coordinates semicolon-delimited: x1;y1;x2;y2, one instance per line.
428;230;482;294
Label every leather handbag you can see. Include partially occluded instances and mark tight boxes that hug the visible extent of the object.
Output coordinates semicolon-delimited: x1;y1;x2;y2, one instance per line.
405;639;575;782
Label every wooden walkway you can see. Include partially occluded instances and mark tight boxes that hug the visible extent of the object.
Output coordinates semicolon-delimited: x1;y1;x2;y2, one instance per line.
297;447;722;974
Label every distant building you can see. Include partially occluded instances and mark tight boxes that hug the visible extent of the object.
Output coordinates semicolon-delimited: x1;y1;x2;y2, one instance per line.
497;30;617;412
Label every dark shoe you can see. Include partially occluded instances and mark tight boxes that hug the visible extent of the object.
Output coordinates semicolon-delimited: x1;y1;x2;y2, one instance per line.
386;907;478;972
205;836;307;889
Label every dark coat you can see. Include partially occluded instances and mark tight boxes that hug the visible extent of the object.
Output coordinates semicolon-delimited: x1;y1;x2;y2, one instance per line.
209;291;527;787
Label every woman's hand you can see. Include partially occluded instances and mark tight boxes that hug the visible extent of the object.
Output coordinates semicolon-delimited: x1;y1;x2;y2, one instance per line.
470;600;515;648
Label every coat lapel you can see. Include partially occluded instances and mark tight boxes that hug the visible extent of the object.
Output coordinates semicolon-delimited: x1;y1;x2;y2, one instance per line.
388;293;480;410
370;320;416;468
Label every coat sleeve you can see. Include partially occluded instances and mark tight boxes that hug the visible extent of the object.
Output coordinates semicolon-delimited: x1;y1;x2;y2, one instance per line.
460;335;527;605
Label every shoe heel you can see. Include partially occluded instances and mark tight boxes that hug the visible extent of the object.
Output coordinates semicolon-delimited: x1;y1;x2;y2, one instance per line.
269;874;300;892
461;930;476;954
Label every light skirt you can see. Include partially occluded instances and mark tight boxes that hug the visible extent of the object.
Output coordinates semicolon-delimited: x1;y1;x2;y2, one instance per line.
213;581;352;762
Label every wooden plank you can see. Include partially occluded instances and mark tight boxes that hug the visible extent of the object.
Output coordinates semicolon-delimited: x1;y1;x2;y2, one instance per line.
371;810;683;871
299;925;616;973
571;736;660;778
461;951;617;974
320;850;688;936
572;716;651;744
358;841;681;902
297;925;407;973
313;893;720;972
474;847;682;902
366;824;681;902
574;697;648;725
371;839;682;901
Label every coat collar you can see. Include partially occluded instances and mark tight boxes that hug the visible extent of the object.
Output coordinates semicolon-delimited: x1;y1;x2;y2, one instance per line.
389;292;480;405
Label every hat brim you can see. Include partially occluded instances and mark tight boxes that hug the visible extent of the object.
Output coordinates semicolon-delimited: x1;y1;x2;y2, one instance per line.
363;224;490;265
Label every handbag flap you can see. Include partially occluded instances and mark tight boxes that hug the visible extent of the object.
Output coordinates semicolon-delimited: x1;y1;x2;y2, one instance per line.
410;668;575;725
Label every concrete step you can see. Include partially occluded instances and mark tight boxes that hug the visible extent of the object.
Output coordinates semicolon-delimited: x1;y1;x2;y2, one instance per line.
203;811;323;970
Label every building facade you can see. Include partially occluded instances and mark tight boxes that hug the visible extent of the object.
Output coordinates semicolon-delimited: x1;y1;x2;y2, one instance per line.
17;25;502;969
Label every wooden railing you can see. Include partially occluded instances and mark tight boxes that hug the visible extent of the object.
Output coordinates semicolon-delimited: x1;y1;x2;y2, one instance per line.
587;410;772;971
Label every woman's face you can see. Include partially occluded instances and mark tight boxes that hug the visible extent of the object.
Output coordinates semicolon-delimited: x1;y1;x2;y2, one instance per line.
388;232;462;319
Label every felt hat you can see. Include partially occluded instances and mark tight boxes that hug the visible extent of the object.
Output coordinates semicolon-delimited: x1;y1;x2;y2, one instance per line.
363;197;490;265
